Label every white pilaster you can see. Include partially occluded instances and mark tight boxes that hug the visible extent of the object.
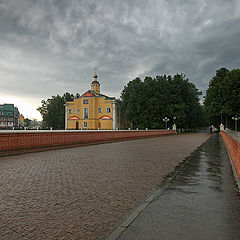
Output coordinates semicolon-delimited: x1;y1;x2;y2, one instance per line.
65;104;67;130
112;101;116;130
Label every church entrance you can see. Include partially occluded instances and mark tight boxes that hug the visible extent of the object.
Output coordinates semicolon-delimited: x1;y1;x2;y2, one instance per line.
76;122;79;129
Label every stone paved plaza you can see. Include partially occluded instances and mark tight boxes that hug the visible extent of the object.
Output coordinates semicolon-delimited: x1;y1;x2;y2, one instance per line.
0;134;209;240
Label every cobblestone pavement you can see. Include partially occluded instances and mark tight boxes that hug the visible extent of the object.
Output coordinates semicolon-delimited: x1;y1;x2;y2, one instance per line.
0;133;209;240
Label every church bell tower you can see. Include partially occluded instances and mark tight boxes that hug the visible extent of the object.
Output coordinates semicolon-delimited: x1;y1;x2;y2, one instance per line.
91;69;100;94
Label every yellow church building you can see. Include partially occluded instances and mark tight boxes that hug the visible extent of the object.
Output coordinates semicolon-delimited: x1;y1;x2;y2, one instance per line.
65;72;116;130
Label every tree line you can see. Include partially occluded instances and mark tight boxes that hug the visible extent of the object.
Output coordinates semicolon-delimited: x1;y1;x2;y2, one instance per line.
119;74;204;130
37;68;240;130
204;67;240;129
37;93;74;129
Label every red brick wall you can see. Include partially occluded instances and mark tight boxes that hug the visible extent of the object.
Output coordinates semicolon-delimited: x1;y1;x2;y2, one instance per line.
220;131;240;179
0;130;176;152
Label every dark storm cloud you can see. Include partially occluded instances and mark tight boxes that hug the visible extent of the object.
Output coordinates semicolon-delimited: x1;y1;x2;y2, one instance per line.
0;0;240;106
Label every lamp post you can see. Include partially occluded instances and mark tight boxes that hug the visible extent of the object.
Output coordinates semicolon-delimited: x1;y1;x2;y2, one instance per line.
163;117;169;130
172;116;177;131
232;116;240;131
173;116;176;124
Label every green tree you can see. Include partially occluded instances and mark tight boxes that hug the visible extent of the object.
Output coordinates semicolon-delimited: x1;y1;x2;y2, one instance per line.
121;77;145;128
121;74;203;130
204;68;240;128
224;69;240;116
24;118;32;127
204;68;229;126
63;92;75;102
37;92;74;129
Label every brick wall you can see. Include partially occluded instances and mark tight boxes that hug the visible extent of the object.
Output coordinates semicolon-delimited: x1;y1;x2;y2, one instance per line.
220;131;240;179
0;130;176;152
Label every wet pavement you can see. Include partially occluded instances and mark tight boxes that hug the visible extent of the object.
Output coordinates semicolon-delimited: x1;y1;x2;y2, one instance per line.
118;134;240;240
0;133;209;240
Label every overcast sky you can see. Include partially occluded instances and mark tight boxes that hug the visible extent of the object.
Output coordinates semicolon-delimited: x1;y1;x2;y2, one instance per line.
0;0;240;120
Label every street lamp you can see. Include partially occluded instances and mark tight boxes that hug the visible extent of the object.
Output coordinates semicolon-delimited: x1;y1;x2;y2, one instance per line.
232;116;240;131
163;117;169;130
173;116;176;124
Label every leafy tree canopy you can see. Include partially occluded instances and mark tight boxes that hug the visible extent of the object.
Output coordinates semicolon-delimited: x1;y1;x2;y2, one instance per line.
120;74;203;130
204;68;240;127
37;92;74;129
24;118;32;127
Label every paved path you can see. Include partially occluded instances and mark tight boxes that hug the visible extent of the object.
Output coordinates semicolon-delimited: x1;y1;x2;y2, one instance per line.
117;135;240;240
0;133;209;240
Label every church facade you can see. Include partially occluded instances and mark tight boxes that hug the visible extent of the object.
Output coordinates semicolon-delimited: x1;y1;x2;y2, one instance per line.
65;72;116;130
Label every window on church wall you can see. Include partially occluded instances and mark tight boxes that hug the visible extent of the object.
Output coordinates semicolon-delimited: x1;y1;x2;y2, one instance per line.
107;107;111;113
83;122;87;128
84;108;88;119
76;109;80;114
68;109;73;114
83;99;88;104
98;108;102;113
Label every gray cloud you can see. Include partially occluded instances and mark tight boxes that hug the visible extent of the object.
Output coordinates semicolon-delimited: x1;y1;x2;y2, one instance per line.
0;0;240;118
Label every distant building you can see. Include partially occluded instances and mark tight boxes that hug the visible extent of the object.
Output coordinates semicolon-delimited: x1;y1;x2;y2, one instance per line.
65;71;116;130
19;114;25;127
0;104;20;129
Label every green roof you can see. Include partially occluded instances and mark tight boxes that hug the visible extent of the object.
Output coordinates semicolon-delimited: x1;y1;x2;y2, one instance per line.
0;104;19;116
1;104;14;111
